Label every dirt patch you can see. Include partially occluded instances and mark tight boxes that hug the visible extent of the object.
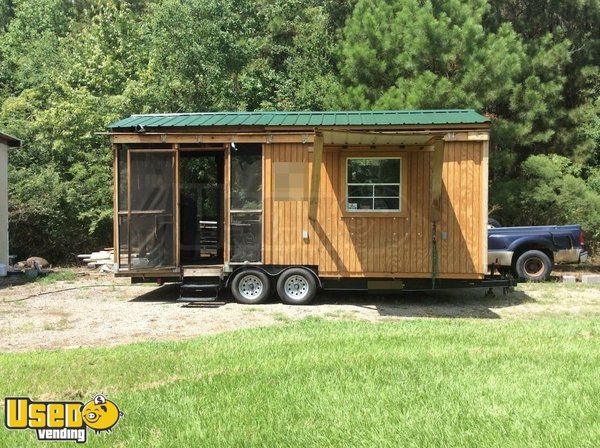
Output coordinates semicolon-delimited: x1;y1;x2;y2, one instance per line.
1;270;599;352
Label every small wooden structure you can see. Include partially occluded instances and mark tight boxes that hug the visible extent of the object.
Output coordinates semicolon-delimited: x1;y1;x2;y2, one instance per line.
0;132;21;271
108;110;495;302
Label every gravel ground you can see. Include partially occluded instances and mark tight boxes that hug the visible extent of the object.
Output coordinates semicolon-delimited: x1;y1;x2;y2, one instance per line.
0;269;599;352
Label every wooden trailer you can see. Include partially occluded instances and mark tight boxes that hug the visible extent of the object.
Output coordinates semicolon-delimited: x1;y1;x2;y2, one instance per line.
108;110;512;304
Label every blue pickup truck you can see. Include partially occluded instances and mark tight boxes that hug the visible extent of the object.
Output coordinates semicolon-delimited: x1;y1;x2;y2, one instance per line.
488;223;588;281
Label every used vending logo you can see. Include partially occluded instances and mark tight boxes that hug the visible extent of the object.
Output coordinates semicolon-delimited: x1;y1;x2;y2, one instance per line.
4;394;123;443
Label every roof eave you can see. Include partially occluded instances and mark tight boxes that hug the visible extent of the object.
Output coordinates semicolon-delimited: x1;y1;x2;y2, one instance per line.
0;132;22;147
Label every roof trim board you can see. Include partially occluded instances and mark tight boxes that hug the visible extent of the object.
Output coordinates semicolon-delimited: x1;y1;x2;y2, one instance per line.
0;132;22;147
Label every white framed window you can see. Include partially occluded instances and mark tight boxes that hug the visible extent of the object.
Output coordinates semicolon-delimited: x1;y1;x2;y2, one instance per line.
346;157;402;212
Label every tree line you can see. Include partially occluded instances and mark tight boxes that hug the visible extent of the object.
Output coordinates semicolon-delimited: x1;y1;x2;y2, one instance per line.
0;0;598;261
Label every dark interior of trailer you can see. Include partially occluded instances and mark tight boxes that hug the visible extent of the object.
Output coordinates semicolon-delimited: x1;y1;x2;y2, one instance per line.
179;150;224;265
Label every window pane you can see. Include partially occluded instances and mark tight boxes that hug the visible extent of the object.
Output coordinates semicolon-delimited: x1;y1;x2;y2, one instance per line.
374;198;400;210
374;185;400;196
230;212;262;262
231;146;262;210
347;197;373;211
348;159;400;184
348;185;373;197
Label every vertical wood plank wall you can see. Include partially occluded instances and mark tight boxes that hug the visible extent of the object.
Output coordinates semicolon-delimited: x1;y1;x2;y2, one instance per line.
263;141;485;278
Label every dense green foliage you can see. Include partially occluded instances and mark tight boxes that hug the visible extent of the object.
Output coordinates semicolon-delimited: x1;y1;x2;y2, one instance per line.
1;318;598;446
0;0;598;260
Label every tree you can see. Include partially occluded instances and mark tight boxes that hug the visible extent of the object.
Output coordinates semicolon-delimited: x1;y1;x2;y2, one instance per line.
485;0;600;163
333;0;525;110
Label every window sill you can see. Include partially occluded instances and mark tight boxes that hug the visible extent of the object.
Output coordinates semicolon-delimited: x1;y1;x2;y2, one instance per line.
340;211;408;218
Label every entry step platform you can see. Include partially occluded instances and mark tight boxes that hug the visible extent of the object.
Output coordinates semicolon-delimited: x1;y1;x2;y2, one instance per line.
182;266;224;278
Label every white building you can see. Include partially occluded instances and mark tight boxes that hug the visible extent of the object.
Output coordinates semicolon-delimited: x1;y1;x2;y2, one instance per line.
0;132;21;271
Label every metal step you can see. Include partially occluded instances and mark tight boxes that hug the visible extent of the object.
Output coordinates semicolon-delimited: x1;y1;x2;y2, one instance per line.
178;278;223;305
179;300;226;308
177;296;219;303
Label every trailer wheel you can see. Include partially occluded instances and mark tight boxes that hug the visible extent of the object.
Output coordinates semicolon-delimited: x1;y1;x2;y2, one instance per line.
230;269;271;304
514;250;552;282
276;268;317;305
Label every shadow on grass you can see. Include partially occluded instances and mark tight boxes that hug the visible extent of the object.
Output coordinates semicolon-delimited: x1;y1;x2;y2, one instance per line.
318;288;535;319
130;283;535;319
128;284;181;303
128;284;231;304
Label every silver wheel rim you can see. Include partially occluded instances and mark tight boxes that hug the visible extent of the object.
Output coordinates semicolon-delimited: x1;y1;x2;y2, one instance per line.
238;275;263;300
284;275;309;300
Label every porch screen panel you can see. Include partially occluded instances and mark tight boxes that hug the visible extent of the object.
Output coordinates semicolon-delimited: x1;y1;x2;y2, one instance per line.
117;146;128;267
126;151;176;270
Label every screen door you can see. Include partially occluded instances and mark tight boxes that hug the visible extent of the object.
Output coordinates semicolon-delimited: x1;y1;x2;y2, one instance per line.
119;148;176;271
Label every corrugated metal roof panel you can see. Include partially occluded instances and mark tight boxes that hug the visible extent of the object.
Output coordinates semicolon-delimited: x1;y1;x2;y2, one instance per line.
108;110;489;129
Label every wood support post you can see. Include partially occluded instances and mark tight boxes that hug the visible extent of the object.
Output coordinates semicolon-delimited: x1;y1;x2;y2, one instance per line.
430;138;445;286
308;133;324;221
112;144;119;265
430;138;445;222
174;144;180;267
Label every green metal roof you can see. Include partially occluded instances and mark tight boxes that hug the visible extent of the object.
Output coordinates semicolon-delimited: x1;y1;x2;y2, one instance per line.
108;110;489;129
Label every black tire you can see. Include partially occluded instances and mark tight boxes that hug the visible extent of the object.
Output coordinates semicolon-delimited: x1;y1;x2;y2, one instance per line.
514;250;552;282
230;269;271;304
276;268;318;305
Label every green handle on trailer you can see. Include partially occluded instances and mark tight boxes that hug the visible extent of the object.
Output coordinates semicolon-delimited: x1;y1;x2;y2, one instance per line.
431;222;438;290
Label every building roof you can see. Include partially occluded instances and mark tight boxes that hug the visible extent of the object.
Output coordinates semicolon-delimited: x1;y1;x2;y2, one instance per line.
0;131;21;147
108;109;489;129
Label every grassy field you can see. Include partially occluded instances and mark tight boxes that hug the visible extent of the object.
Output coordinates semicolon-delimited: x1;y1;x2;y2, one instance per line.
1;317;598;447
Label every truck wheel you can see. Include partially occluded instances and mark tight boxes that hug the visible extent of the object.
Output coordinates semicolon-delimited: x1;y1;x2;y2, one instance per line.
514;250;552;282
276;268;317;305
230;269;271;304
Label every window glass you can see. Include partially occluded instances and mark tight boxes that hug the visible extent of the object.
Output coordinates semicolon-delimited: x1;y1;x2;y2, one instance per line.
230;144;263;263
230;212;262;262
346;158;401;212
231;146;262;210
348;158;400;184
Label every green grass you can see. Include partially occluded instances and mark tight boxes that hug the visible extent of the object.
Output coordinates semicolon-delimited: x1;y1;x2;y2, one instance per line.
35;270;79;284
0;318;598;447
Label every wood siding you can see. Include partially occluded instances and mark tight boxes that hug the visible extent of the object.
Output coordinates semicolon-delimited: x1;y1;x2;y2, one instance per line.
263;140;486;278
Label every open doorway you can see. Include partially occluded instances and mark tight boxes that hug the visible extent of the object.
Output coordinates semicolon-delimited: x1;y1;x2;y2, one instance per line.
179;150;224;265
